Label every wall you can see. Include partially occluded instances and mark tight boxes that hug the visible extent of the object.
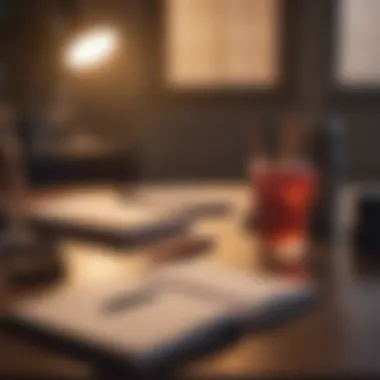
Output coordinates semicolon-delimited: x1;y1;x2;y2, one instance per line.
335;104;380;182
8;0;376;181
133;0;380;182
128;0;333;181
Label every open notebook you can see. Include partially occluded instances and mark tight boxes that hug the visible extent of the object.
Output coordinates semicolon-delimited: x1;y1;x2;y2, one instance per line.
3;262;317;374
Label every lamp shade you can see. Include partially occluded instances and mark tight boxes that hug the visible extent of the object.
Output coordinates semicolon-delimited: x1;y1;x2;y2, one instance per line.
64;27;119;71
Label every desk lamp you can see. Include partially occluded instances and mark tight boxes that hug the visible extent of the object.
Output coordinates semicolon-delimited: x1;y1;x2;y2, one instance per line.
64;27;119;72
0;19;121;286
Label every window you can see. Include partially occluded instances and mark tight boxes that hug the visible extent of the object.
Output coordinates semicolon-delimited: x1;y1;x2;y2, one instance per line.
336;0;380;87
165;0;281;89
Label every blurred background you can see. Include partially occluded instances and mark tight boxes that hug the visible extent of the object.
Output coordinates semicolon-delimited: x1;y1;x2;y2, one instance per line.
0;0;346;183
2;0;380;378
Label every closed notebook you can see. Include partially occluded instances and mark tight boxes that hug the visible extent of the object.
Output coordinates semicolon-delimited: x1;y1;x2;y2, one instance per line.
29;194;186;232
28;194;190;247
4;262;317;373
29;190;229;230
28;191;229;246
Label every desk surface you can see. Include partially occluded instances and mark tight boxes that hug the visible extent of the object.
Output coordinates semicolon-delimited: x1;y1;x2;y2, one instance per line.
1;183;378;377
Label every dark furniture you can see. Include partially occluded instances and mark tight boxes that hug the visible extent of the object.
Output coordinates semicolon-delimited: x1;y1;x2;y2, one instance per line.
26;147;132;187
21;130;139;188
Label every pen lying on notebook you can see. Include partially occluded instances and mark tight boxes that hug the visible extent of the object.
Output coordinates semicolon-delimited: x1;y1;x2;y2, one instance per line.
103;236;215;314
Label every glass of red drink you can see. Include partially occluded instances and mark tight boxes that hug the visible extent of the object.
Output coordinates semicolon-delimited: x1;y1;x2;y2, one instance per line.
251;159;318;271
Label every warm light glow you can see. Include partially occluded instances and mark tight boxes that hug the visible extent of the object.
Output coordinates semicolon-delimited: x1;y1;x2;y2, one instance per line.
65;28;119;71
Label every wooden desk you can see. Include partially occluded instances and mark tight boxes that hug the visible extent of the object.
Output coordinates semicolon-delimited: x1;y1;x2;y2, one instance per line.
1;184;376;378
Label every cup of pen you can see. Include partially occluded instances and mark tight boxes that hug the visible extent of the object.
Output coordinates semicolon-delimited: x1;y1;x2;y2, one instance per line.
249;114;318;274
